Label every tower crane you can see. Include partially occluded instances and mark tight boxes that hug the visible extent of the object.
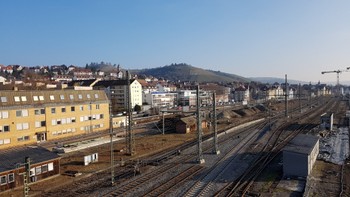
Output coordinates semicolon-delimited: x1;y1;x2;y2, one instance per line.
321;67;350;86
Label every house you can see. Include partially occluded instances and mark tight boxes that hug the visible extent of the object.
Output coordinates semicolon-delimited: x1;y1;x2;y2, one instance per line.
232;85;250;102
0;146;60;192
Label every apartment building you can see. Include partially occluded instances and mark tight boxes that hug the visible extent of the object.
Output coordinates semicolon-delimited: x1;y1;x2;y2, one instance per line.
0;89;110;150
94;79;142;113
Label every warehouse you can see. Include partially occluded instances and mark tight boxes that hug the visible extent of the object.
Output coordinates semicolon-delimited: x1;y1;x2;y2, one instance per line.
283;134;319;177
0;146;60;192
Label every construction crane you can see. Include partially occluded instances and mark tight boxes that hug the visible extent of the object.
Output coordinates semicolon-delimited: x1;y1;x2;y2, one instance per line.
321;67;350;86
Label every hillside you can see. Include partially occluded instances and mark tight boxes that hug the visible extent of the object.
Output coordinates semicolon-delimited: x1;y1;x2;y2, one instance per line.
132;63;250;83
249;77;308;84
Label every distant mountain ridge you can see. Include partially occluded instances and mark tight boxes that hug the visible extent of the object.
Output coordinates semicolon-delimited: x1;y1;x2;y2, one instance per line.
132;63;250;83
249;77;308;85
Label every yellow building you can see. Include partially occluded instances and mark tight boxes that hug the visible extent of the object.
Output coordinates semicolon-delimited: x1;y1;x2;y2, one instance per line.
0;89;110;150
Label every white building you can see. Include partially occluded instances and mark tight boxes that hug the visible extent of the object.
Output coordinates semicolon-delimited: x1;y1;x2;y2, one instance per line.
144;92;178;108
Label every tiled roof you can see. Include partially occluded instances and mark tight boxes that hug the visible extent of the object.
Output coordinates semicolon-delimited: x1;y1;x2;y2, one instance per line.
0;89;108;107
94;79;136;88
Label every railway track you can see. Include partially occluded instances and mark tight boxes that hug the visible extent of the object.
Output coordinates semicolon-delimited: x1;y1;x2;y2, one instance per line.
41;96;333;196
183;123;268;197
102;119;269;197
215;97;338;196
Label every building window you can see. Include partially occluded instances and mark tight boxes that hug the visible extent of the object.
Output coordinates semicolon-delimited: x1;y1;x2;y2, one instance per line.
35;166;41;175
42;164;48;173
69;95;74;100
33;96;39;101
8;173;14;183
57;119;61;125
17;136;30;142
71;117;76;123
50;95;55;100
39;96;44;101
35;121;46;128
0;125;10;133
80;106;84;111
51;120;57;126
88;105;92;110
61;107;66;113
71;106;75;112
60;95;65;100
21;96;27;102
14;96;20;102
16;123;29;130
0;97;7;102
16;110;28;117
96;104;100;109
51;108;56;114
100;114;104;119
3;139;10;144
48;163;54;171
0;175;6;185
0;111;9;119
94;94;99;99
35;108;45;115
78;94;82;99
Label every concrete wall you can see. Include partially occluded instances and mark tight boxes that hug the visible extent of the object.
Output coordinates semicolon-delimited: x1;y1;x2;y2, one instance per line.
283;151;309;177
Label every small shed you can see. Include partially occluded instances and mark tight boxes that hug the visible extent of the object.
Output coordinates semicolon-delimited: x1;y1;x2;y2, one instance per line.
283;134;319;177
320;112;333;130
0;146;60;192
176;117;196;134
175;117;208;134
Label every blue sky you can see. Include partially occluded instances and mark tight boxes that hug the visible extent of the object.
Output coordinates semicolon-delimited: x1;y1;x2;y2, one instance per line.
1;0;350;83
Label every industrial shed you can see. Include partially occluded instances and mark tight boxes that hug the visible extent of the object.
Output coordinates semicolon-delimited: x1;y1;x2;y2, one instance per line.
283;134;319;177
0;146;60;192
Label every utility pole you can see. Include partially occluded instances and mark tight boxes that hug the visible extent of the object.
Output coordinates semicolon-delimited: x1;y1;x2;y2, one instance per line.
196;85;205;164
109;97;114;185
162;112;165;135
17;157;30;197
285;74;288;118
299;83;302;113
212;92;220;155
125;71;134;156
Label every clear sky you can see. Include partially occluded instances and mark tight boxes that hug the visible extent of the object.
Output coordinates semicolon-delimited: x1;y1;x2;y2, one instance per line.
1;0;350;83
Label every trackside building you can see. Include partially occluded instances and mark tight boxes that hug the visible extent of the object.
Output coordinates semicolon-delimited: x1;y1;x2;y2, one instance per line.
283;134;319;177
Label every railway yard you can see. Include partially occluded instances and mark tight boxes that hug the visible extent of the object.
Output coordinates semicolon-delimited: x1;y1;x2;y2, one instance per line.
3;96;350;197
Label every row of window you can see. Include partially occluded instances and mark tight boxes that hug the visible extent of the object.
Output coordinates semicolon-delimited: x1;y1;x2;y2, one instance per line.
0;138;11;145
80;124;104;131
30;163;54;176
0;173;14;185
52;128;76;135
51;117;76;126
1;114;103;132
0;104;102;119
79;114;104;122
0;94;100;103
